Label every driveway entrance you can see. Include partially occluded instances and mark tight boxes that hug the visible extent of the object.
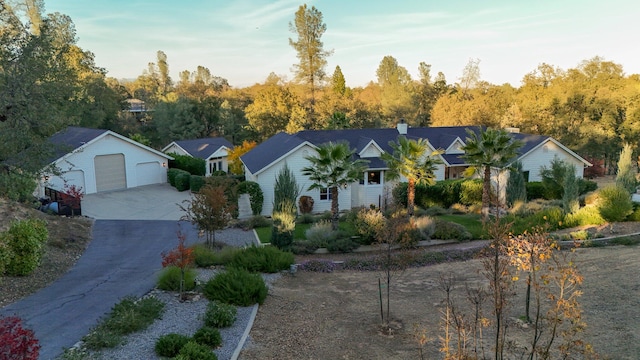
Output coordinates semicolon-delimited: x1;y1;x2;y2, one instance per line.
81;183;191;220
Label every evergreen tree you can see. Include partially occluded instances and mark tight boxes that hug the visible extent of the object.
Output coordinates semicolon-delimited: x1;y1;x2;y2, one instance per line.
506;161;527;207
272;164;300;250
562;164;579;214
616;143;637;194
289;4;332;126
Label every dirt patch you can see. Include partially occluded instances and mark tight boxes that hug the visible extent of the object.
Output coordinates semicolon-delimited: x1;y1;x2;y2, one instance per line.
0;198;93;307
240;244;640;360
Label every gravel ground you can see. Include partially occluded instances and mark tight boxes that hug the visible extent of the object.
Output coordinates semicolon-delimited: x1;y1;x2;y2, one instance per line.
86;270;282;360
62;227;271;360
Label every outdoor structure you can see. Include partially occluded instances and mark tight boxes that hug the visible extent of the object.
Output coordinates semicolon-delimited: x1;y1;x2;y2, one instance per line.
241;124;591;216
38;126;172;196
162;138;233;176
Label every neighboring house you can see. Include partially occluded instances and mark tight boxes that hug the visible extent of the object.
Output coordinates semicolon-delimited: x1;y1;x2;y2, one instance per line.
162;138;233;176
241;123;591;216
39;126;172;196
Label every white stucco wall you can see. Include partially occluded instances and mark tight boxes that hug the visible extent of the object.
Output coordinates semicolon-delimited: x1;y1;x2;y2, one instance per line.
44;134;168;195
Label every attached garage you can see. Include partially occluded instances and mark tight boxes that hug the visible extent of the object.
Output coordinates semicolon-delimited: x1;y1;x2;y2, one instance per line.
40;127;172;196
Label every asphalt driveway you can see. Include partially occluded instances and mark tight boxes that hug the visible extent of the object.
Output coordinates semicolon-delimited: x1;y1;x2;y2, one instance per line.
81;183;192;220
0;220;201;360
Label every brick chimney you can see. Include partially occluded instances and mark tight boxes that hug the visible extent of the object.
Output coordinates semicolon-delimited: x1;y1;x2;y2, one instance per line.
396;118;408;135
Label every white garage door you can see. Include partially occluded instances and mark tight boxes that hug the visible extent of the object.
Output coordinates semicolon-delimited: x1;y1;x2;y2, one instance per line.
136;162;162;186
95;154;126;192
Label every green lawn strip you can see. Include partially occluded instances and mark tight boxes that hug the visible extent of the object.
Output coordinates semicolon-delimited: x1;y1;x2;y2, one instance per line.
255;226;271;244
436;213;486;239
256;220;357;244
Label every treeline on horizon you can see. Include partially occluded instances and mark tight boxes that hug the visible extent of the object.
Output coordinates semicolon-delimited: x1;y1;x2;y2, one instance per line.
2;1;639;175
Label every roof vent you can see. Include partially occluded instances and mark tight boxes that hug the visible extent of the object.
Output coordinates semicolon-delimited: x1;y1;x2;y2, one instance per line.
397;118;408;135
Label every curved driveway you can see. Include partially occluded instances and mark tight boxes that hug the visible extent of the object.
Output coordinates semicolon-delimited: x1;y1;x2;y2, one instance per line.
1;220;200;360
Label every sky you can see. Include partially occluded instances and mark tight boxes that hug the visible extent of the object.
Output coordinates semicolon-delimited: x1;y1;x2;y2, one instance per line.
45;0;640;88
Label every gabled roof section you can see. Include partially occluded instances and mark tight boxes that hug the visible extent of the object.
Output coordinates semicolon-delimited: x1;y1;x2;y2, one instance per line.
243;126;588;174
47;127;109;163
445;137;465;154
358;139;384;158
163;137;233;160
241;132;307;175
48;126;172;164
516;136;592;166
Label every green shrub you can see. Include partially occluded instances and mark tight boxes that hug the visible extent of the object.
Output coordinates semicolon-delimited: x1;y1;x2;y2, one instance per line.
432;220;472;241
4;219;48;276
191;244;217;268
564;205;606;227
239;215;272;230
431;180;464;208
505;206;565;235
176;341;218;360
229;245;294;273
296;213;315;224
175;171;191;192
290;240;321;255
170;154;206;176
190;175;206;193
460;179;483;205
203;267;268;306
569;230;591;241
353;208;385;245
237;181;264;215
83;296;165;350
0;236;13;275
167;168;181;187
193;326;222;348
577;178;598;195
597;185;633;222
157;266;196;291
271;199;296;250
211;170;227;176
526;182;545;200
0;171;37;203
326;237;360;253
414;216;436;240
415;206;449;217
155;333;191;357
627;202;640;221
204;301;237;328
305;220;335;243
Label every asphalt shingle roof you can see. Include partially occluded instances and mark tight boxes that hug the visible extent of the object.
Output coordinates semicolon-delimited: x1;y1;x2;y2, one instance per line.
47;126;109;163
170;138;233;160
241;126;555;175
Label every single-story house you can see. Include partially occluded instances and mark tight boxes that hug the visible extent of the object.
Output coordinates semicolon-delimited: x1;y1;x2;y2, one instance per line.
241;123;591;216
162;138;233;176
38;126;172;196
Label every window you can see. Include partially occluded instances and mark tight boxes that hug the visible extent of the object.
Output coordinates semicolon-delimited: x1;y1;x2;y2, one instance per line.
523;171;530;182
320;187;334;200
367;171;381;185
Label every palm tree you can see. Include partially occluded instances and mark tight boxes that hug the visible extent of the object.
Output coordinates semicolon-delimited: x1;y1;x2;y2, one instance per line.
302;142;369;230
461;127;523;220
382;136;443;216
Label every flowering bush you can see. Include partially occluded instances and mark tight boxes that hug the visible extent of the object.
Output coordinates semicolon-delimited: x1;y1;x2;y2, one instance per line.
0;316;40;360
